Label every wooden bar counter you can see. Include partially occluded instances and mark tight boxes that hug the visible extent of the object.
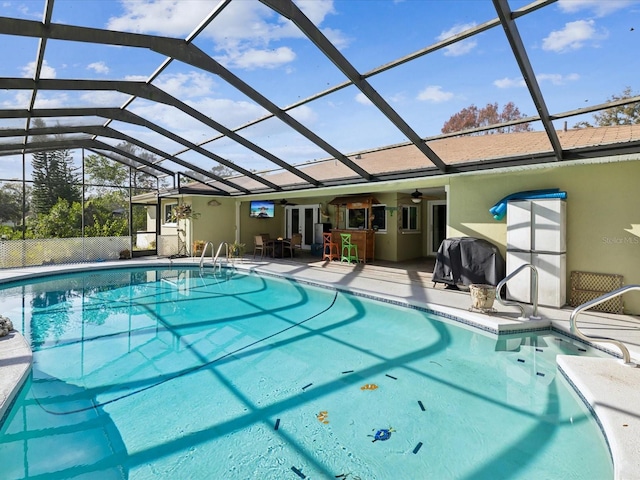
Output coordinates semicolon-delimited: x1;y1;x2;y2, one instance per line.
331;229;375;263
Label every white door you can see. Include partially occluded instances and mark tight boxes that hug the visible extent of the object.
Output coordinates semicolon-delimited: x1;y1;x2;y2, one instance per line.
285;204;320;250
427;200;447;256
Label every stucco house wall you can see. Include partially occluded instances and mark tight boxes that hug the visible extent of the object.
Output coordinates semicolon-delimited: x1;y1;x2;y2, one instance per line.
189;196;238;255
447;158;640;314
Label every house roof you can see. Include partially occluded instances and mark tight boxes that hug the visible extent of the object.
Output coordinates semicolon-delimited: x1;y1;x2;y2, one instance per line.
1;0;639;197
193;124;640;195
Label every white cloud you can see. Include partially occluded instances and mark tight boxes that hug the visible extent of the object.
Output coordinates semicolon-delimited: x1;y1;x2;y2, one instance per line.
437;23;478;57
288;104;317;125
88;61;110;74
542;20;605;52
557;0;635;17
295;0;350;49
355;92;373;105
130;94;273;138
494;77;526;89
1;91;32;109
79;90;131;106
389;92;407;104
107;0;213;36
33;92;69;109
417;85;454;103
189;97;268;127
217;46;296;70
296;0;336;25
321;27;350;50
131;102;201;132
124;74;148;82
537;72;580;85
494;73;580;88
107;0;341;70
21;60;56;79
153;72;215;98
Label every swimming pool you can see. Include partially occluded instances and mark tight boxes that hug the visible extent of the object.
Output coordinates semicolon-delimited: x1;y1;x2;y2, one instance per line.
0;267;613;479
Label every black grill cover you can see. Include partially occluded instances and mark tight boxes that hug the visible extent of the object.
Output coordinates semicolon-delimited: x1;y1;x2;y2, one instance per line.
432;237;505;287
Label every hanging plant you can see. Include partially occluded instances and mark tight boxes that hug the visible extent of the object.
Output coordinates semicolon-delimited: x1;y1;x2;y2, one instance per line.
170;202;201;258
171;203;200;221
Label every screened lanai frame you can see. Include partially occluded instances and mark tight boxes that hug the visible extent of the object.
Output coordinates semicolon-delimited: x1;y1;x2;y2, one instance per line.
0;0;639;199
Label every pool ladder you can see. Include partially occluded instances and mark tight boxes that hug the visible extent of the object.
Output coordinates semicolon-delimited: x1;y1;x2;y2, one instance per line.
570;285;640;367
199;241;229;270
495;263;541;321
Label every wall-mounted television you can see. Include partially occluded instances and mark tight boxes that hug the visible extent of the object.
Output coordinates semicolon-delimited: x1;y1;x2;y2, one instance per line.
249;200;275;218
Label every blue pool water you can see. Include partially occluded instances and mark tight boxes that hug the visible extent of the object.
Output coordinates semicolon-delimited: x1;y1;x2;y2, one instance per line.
0;267;613;479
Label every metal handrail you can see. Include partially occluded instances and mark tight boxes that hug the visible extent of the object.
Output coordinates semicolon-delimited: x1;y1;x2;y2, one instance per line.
495;263;540;320
199;241;228;269
198;241;214;268
570;285;640;366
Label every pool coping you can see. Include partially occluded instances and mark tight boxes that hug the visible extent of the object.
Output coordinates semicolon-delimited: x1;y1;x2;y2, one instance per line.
0;331;31;425
0;258;638;479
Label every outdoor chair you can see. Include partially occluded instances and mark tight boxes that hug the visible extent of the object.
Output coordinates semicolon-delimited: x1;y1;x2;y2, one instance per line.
340;233;359;263
253;234;274;259
322;232;339;261
284;233;302;258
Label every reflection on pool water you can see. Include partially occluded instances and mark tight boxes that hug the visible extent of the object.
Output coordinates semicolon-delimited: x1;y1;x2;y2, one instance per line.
0;268;613;479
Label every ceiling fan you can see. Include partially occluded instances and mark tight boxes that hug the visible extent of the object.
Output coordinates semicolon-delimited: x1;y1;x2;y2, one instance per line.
409;189;439;204
410;189;424;204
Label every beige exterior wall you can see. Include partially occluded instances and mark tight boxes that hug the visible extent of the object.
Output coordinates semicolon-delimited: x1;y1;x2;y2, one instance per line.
448;159;640;314
189;196;237;254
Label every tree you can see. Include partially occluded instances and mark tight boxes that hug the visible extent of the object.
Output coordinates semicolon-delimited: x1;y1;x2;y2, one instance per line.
84;154;129;193
30;120;81;215
28;199;82;239
211;163;237;178
0;182;29;226
441;102;532;134
114;142;163;193
575;87;640;128
83;192;128;237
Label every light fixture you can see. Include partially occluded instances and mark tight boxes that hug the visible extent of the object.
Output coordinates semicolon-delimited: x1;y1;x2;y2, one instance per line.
280;199;288;207
411;189;422;204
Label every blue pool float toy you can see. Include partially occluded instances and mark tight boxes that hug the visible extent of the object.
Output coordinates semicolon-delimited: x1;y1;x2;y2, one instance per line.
371;427;395;442
489;189;567;221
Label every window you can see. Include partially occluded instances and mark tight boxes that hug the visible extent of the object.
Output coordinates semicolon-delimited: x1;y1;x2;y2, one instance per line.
401;205;419;231
163;202;177;225
346;205;387;231
371;204;386;232
347;207;367;229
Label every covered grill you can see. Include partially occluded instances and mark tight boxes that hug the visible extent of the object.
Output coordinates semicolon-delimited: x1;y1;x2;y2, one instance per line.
432;237;505;287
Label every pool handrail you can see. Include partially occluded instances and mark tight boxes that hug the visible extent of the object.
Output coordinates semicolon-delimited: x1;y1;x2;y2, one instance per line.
199;241;228;269
570;285;640;367
495;263;540;320
198;241;214;268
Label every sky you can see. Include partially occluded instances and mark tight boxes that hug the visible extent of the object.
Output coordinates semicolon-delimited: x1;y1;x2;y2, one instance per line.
0;0;639;182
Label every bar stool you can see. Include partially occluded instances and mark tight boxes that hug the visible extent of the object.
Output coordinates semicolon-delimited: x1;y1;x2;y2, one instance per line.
340;233;359;263
322;232;339;261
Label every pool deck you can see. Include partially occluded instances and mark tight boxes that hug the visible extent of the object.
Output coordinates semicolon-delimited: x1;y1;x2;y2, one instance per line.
1;256;639;479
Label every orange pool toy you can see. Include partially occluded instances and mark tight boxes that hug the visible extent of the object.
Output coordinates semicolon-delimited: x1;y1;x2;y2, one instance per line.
317;411;329;424
360;383;378;391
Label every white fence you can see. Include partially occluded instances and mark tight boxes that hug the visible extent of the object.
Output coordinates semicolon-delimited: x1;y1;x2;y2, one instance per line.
0;236;132;269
